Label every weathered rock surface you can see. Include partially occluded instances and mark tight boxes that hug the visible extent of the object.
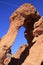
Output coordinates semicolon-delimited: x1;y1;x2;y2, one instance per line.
12;44;28;59
22;34;43;65
33;16;43;37
0;3;43;65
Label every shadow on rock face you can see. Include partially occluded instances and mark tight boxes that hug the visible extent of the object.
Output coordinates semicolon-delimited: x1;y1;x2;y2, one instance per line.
41;61;43;65
8;58;19;65
8;46;29;65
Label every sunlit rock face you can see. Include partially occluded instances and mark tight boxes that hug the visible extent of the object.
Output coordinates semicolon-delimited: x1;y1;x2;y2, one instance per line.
33;16;43;37
0;3;43;65
22;34;43;65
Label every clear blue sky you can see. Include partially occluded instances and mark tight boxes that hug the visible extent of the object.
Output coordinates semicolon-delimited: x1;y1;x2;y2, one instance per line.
0;0;43;54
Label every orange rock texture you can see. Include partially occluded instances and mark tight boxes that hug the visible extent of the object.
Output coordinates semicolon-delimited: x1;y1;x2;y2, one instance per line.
0;3;43;65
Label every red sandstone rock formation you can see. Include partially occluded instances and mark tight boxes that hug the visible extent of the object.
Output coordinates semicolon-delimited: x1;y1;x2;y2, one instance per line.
12;44;28;59
0;3;43;65
33;16;43;37
22;34;43;65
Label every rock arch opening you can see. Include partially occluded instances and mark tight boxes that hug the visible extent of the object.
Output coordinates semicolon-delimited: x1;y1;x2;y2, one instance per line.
0;3;41;65
11;26;27;54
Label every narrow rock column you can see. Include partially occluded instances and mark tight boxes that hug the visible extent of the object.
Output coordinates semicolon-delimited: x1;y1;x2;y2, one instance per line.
0;16;25;50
